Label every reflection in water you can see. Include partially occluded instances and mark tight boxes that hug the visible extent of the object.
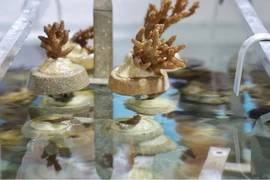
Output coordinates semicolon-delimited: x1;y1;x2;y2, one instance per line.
125;97;177;115
100;116;164;143
16;140;98;179
92;85;114;179
40;140;72;171
29;89;94;118
0;87;37;106
175;122;229;178
102;153;113;168
99;112;179;179
0;86;36;122
166;110;216;121
16;119;97;179
249;106;270;120
2;67;270;179
251;113;270;178
94;120;114;180
0;121;29;179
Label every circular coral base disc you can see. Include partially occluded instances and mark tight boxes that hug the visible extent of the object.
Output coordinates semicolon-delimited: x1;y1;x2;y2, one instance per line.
125;97;177;115
108;68;170;96
27;65;89;95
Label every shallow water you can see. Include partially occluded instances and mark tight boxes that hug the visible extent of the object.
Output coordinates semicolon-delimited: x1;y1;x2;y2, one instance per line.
0;67;269;179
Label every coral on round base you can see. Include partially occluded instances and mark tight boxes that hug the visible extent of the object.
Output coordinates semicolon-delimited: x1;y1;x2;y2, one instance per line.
109;67;169;96
27;65;89;95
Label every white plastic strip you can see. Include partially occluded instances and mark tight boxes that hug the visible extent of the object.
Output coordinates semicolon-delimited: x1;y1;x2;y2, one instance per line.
224;162;250;173
233;33;270;96
199;147;230;180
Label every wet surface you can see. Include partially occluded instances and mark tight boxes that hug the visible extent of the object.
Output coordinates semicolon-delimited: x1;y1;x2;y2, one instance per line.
0;66;270;179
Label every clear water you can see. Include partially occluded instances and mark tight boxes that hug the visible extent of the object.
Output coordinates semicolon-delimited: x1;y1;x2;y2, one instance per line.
0;65;269;179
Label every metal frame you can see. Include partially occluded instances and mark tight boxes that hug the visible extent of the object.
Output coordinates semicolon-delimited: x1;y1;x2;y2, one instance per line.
233;0;270;78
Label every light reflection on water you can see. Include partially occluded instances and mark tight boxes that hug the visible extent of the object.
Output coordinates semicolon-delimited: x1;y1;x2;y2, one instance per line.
0;67;269;179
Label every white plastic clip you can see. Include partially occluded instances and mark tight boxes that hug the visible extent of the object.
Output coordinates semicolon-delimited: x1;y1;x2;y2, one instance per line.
233;33;270;96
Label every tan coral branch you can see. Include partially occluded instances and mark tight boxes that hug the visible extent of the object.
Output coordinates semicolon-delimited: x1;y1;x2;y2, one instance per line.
132;24;163;70
182;1;200;18
144;0;200;38
132;24;187;75
71;26;94;54
38;21;74;59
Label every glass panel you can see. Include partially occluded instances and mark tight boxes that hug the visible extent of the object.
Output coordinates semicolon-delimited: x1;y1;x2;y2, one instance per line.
1;0;270;179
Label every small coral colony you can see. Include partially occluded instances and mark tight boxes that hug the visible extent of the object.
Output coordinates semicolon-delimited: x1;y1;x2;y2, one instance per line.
109;0;199;115
104;0;198;146
132;0;199;74
27;0;199;121
0;0;200;177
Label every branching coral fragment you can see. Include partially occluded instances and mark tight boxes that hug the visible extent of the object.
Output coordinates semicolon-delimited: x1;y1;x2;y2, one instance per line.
71;26;94;54
38;21;74;59
144;0;200;38
132;24;187;74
